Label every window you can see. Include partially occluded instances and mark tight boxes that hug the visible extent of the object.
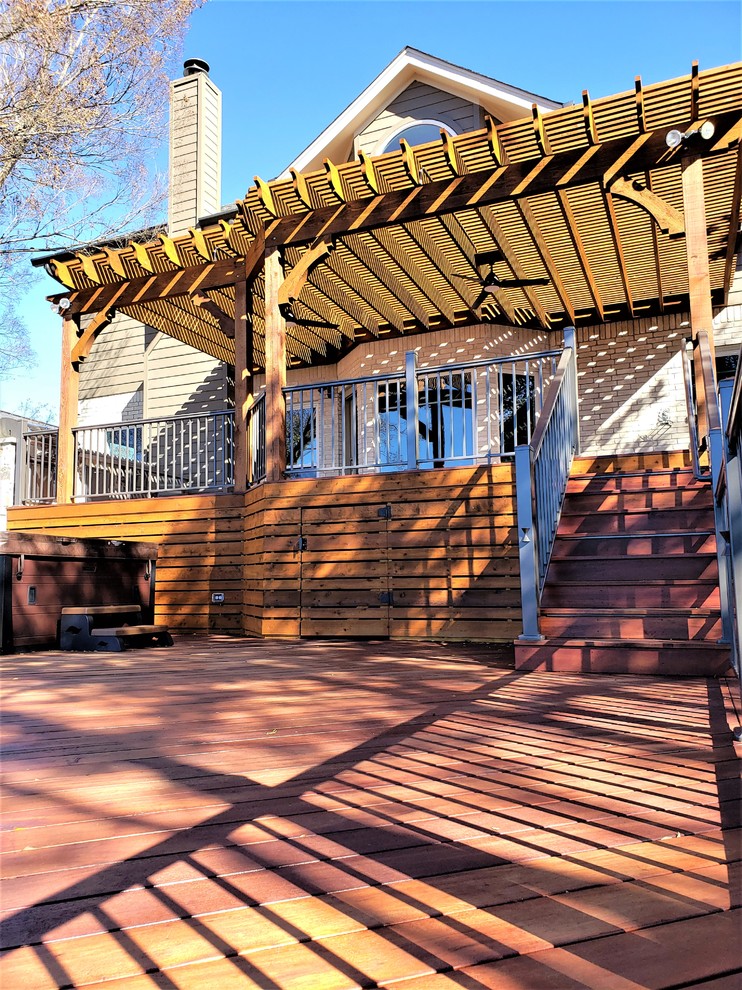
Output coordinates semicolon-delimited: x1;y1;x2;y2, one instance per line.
380;120;456;155
286;407;317;472
501;373;536;455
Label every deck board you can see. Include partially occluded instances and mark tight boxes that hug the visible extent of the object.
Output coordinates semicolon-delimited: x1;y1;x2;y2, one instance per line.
1;637;740;989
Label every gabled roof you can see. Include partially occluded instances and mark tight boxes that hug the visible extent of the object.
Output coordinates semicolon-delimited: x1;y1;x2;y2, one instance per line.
283;47;564;177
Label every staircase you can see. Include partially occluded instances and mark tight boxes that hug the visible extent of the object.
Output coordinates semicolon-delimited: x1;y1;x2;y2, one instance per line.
514;452;733;676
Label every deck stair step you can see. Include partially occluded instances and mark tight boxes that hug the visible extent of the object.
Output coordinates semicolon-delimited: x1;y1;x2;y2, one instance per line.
59;605;173;652
514;453;732;677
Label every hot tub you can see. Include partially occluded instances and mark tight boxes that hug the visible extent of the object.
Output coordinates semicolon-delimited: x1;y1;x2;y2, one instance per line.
0;532;158;652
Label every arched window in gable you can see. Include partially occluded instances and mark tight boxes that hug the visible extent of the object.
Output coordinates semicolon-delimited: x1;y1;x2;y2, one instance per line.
379;120;456;154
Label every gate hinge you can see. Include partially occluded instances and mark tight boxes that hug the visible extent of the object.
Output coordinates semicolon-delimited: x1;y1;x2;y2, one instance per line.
297;537;308;551
378;504;392;519
379;591;394;605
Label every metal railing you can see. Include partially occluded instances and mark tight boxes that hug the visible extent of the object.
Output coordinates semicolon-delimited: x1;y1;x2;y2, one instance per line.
22;428;58;503
515;328;580;641
702;332;741;675
72;410;235;500
247;392;266;486
681;337;704;480
283;348;560;476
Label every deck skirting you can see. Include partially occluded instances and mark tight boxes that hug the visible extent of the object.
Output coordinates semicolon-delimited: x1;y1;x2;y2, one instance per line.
6;464;521;642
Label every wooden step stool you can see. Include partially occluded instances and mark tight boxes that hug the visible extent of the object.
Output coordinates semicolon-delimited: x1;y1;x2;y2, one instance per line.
59;606;173;652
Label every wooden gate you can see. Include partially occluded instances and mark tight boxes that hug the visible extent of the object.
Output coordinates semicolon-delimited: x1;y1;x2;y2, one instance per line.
298;500;393;637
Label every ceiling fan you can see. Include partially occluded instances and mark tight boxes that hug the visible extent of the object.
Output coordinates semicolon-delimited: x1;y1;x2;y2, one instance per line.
452;251;549;309
279;301;339;331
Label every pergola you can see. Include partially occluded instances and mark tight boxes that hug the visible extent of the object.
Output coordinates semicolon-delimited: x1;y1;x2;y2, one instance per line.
42;62;742;499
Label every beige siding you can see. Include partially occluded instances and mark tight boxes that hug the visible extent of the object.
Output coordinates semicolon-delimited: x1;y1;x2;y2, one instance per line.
355;81;484;154
77;313;145;425
77;315;232;426
144;333;230;419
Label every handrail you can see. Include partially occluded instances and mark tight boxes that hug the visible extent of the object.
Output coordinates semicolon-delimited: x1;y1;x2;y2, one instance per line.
515;328;579;641
725;344;742;450
528;346;573;461
697;329;722;434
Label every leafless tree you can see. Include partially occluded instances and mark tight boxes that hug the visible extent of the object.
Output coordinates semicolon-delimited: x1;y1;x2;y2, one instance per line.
0;0;201;379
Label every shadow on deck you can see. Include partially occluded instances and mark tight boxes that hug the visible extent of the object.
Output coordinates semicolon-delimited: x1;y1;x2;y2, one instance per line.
1;636;740;989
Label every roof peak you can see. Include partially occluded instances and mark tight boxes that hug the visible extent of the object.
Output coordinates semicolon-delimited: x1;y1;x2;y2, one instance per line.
282;48;563;178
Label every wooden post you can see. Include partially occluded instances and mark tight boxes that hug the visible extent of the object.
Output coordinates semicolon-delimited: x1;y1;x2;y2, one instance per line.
682;153;715;446
233;279;252;492
57;314;80;503
264;247;286;483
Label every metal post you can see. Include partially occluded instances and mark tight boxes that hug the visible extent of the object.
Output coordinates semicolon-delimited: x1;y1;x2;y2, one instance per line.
708;425;733;644
563;326;580;454
515;442;543;641
723;437;742;676
405;350;419;471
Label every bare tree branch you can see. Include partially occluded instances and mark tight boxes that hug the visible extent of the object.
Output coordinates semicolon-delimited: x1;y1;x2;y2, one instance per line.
0;0;202;382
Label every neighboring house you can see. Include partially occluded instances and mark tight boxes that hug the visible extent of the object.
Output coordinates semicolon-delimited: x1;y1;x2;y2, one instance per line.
6;49;742;674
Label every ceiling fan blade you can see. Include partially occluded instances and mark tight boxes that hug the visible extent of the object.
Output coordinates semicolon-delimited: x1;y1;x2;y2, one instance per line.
451;273;480;284
473;287;491;309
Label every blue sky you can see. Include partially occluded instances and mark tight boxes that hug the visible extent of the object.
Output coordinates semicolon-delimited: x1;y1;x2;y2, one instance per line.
3;0;740;419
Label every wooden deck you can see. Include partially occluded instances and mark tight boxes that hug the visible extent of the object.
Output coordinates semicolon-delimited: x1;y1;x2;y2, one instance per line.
1;637;740;989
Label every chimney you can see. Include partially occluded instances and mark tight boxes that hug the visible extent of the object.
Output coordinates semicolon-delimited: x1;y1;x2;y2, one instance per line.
168;58;222;236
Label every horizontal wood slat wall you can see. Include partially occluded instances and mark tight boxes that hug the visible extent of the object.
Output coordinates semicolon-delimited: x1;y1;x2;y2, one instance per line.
6;494;247;635
7;463;520;642
257;463;519;641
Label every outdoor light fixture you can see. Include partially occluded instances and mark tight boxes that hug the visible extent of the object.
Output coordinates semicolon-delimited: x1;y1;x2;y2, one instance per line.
665;120;715;149
50;297;71;315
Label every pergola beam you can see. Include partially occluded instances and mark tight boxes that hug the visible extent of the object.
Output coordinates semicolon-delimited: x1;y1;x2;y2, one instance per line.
514;198;576;324
263;109;740;250
311;268;382;335
405;220;483;321
602;189;635;317
608;177;685;234
531;108;606;321
60;233;267;317
325;246;408;332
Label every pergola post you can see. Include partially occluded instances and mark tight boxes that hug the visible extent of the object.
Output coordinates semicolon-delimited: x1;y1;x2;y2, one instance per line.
682;152;715;447
264;247;286;483
57;314;80;504
232;279;252;493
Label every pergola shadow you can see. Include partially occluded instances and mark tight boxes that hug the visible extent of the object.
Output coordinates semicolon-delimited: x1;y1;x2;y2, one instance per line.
1;639;739;989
